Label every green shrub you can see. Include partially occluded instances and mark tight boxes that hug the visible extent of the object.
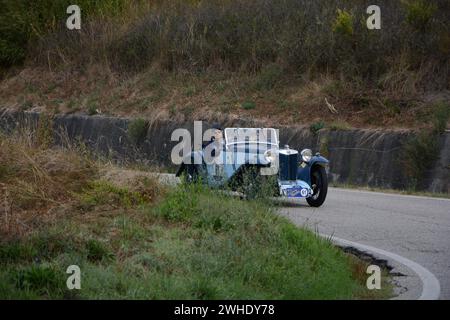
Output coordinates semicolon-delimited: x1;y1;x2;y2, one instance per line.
36;113;54;148
0;241;36;264
155;185;200;222
401;131;439;189
241;101;256;110
329;120;351;131
127;118;148;145
78;180;146;209
310;121;326;135
86;239;113;263
404;0;437;31
431;102;450;134
333;9;354;36
12;265;66;296
86;103;98;116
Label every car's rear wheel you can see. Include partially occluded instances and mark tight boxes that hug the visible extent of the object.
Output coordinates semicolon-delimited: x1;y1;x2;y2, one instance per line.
182;164;199;184
306;166;328;207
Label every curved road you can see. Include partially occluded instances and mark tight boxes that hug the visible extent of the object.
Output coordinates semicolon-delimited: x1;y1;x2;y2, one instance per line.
278;187;450;299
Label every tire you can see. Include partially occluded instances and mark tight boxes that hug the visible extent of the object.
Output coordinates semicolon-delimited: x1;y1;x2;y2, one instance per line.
182;164;199;184
306;166;328;207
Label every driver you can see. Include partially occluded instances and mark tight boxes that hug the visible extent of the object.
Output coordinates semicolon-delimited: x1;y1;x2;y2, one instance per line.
203;123;224;162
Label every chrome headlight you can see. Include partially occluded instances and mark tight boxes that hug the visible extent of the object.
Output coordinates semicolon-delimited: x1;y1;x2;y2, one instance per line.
264;149;277;163
301;149;313;162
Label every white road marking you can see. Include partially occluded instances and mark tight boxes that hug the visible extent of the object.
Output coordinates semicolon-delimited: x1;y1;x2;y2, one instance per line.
330;187;450;202
321;234;441;300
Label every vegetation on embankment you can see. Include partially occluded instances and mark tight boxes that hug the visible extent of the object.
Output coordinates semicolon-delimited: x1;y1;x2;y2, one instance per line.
0;0;448;129
0;132;391;299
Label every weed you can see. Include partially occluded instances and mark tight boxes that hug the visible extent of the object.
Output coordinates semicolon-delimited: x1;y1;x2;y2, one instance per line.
12;265;66;296
241;101;256;110
333;9;354;36
403;0;437;31
329;120;351;131
401;131;439;189
0;241;35;264
310;121;326;135
184;85;197;97
255;64;284;91
36;113;53;148
431;101;450;134
181;105;194;119
78;180;146;210
19;100;33;111
86;239;113;263
87;104;98;116
127;118;148;145
169;105;177;118
318;135;330;158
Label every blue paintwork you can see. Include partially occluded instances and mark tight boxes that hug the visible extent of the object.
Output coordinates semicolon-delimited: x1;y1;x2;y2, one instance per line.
297;155;329;186
177;142;329;198
279;179;313;198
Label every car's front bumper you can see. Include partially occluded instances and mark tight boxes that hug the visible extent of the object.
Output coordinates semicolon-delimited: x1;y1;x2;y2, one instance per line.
278;180;313;198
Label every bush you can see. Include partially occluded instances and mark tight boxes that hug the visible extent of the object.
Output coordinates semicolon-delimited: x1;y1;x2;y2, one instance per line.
127;118;148;145
310;121;325;135
86;239;113;263
401;131;439;189
431;102;450;134
0;241;35;264
78;180;146;209
333;9;354;36
12;265;66;296
241;101;256;110
404;0;437;31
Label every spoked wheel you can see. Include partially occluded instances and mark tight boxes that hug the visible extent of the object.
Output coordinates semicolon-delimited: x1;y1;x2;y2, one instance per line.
306;166;328;207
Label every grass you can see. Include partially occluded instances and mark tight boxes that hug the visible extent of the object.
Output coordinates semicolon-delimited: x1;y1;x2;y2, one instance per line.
0;132;392;299
0;183;391;299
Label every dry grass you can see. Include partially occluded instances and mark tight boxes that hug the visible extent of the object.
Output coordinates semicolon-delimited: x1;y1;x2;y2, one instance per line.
0;128;173;240
1;64;447;129
0;131;98;237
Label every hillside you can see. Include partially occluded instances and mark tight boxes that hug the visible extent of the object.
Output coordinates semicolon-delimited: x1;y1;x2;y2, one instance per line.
0;0;449;129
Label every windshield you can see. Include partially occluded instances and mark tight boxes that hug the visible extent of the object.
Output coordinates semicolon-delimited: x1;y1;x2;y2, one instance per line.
224;128;279;148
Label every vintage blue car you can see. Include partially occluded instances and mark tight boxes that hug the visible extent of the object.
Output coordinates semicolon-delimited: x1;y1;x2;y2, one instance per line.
176;127;329;207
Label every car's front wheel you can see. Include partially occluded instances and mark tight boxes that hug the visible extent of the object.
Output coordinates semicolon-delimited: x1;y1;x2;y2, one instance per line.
306;166;328;207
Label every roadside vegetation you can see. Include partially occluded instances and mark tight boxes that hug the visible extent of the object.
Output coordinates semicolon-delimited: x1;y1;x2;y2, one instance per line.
0;131;391;299
0;0;448;129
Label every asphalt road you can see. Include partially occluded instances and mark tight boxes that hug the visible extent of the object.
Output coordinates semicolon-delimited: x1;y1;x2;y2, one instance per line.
278;187;450;300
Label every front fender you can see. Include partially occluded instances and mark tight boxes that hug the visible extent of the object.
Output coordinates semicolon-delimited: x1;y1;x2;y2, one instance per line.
297;155;329;185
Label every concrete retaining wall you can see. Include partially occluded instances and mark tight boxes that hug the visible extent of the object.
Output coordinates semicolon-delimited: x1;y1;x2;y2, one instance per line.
1;109;448;193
